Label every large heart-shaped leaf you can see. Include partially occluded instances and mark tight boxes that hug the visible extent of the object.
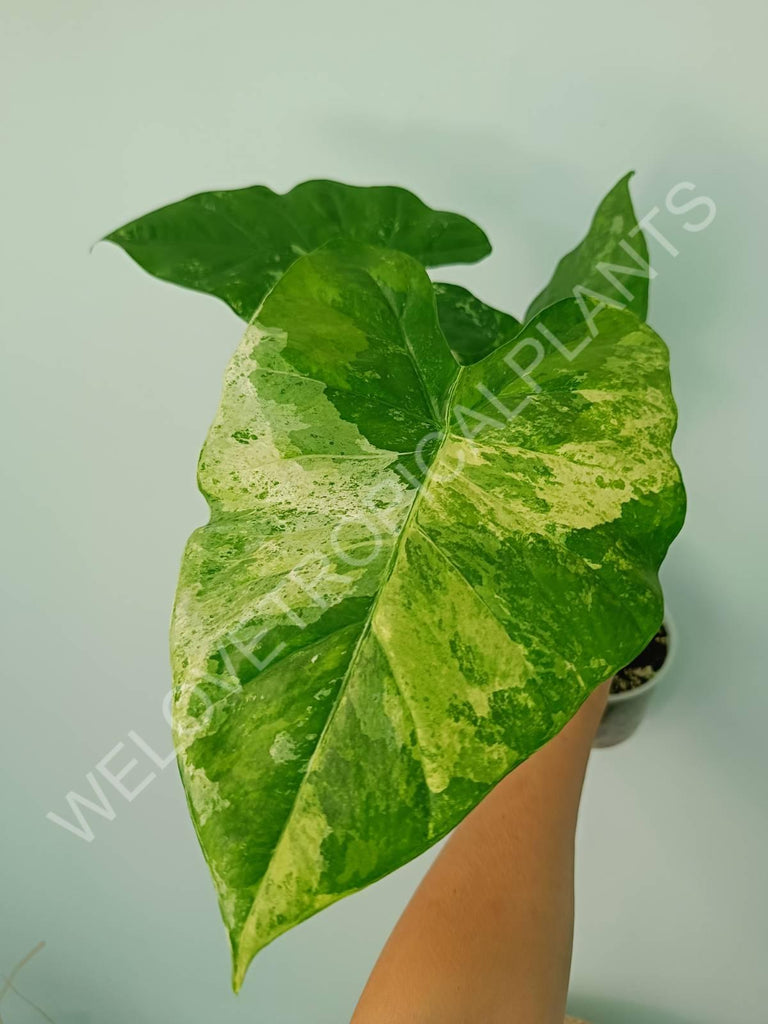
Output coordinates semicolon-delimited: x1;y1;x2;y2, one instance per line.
104;180;491;319
526;172;651;322
170;240;684;988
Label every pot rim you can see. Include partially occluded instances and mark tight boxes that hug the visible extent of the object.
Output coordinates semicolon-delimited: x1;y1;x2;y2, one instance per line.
607;611;675;704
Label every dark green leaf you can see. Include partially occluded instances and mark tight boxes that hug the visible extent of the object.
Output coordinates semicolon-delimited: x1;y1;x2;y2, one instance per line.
104;180;491;319
433;281;521;365
170;240;685;989
525;172;651;322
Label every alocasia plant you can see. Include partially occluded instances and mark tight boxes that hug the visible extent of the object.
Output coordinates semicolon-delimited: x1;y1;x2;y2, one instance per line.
106;173;685;989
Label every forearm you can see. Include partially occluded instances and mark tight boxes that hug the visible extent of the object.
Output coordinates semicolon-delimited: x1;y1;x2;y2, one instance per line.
351;681;610;1024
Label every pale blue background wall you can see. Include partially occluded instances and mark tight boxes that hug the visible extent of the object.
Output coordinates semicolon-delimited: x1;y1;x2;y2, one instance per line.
2;1;766;1021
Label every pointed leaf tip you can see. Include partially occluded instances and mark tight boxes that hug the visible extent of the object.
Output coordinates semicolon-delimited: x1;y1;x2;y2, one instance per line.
525;172;650;323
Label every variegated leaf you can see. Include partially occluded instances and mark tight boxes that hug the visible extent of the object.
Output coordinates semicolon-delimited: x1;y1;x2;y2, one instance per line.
170;240;684;989
526;172;651;322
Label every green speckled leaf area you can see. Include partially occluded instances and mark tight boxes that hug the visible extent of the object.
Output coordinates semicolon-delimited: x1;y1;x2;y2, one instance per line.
526;172;651;322
434;281;521;364
105;179;491;320
170;240;684;989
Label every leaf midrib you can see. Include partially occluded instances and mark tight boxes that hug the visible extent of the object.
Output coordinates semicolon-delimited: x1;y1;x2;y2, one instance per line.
234;360;466;969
